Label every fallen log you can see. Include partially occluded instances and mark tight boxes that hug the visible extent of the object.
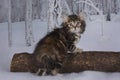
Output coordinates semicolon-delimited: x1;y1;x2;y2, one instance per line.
10;51;120;73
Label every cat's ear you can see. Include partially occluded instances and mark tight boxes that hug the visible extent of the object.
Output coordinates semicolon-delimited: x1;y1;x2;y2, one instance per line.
61;15;69;22
79;12;85;20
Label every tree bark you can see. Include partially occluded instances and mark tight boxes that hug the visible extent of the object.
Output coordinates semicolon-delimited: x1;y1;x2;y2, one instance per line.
25;0;34;46
10;51;120;73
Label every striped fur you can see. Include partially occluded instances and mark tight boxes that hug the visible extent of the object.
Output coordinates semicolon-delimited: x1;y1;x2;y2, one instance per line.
33;14;86;75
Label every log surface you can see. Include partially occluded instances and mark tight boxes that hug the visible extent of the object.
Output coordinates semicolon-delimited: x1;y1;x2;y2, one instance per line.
10;51;120;73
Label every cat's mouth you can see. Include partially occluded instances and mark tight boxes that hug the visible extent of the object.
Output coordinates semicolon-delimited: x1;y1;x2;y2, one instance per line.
69;27;82;34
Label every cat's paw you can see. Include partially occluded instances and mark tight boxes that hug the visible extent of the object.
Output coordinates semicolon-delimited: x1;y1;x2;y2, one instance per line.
74;48;83;54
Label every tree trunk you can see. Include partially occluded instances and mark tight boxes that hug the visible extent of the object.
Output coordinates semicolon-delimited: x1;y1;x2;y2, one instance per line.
25;0;34;46
106;0;111;21
8;0;12;46
47;0;55;32
106;12;111;21
47;0;63;32
10;51;120;73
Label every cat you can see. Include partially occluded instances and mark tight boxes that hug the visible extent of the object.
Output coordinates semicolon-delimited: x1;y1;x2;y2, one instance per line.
33;14;86;76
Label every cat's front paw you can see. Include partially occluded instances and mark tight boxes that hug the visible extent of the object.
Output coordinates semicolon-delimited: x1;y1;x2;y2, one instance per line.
73;48;83;54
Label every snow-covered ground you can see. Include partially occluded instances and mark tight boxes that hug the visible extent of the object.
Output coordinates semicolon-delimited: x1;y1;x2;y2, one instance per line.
1;15;120;80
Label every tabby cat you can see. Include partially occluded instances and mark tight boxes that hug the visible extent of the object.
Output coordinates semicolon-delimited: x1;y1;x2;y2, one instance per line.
33;14;86;76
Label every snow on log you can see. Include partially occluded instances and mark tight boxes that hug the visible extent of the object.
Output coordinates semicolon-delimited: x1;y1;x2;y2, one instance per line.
10;51;120;73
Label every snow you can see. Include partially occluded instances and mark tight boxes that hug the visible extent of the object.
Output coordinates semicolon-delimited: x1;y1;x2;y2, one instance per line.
79;20;120;51
0;16;120;80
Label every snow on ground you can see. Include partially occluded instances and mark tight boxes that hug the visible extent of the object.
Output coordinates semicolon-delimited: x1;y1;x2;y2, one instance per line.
0;16;120;80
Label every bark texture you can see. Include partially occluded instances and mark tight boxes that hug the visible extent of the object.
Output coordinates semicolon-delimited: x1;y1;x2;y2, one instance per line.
10;51;120;73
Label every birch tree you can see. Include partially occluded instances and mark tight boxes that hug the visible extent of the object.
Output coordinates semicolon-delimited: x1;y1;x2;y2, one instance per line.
106;0;111;21
47;0;55;32
47;0;62;32
25;0;34;46
114;0;119;14
62;0;71;14
8;0;12;46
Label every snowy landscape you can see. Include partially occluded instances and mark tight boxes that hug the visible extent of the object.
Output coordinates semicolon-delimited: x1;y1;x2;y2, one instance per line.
1;0;120;80
1;16;120;80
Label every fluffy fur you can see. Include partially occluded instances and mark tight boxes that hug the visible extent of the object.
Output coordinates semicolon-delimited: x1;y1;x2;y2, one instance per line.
33;14;86;75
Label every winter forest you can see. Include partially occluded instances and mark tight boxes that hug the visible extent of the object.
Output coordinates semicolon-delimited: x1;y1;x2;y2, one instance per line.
0;0;120;46
1;0;120;80
0;0;120;23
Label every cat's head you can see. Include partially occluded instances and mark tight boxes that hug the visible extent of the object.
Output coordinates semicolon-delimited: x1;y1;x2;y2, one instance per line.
62;13;86;34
